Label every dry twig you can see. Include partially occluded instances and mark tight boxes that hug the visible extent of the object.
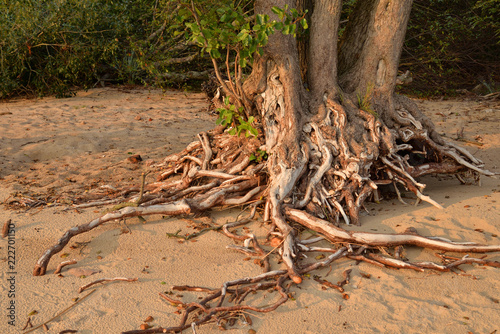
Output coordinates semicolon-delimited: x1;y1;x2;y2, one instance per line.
54;260;77;274
78;277;138;293
24;290;96;333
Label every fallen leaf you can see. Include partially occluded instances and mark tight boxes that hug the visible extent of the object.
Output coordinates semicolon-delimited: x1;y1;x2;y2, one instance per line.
360;272;371;279
127;154;142;164
270;237;281;247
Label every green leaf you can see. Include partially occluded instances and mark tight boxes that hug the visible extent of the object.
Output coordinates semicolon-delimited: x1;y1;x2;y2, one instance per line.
283;24;290;35
249;127;258;137
237;30;249;42
271;7;282;16
256;14;265;25
209;49;221;58
300;18;308;29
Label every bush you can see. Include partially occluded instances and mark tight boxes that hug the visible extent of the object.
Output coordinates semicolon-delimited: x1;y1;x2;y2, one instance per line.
0;0;156;98
399;0;500;95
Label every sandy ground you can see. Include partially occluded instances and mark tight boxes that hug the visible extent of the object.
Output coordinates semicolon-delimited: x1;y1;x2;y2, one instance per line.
0;87;499;334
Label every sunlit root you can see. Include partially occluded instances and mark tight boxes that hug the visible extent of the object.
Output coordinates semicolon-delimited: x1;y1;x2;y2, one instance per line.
285;208;500;253
33;176;261;276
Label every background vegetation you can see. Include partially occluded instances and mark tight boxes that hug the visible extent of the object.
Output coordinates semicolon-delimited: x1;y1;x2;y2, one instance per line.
400;0;500;96
1;0;498;99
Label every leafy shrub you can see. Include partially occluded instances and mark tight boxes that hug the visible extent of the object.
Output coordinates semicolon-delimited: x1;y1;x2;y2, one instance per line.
0;0;157;98
399;0;500;95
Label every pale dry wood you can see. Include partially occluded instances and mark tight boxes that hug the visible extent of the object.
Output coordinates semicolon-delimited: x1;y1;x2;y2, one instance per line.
78;277;138;293
54;259;77;274
286;207;500;253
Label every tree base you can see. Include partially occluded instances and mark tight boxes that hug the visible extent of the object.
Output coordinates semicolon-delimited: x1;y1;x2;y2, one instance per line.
31;87;499;332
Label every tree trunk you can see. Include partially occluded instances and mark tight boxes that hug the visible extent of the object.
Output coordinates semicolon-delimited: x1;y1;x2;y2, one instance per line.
339;0;412;98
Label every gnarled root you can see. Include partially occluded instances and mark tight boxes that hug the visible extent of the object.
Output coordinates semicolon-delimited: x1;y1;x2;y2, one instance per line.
34;131;266;276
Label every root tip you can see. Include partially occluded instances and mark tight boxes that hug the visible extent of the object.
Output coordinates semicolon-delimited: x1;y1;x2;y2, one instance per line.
291;274;303;284
33;266;45;276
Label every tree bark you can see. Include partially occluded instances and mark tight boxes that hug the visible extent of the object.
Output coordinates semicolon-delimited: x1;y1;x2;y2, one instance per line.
339;0;413;98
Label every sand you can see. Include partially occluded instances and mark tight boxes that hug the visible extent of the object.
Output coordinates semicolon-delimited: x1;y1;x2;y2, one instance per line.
0;87;499;334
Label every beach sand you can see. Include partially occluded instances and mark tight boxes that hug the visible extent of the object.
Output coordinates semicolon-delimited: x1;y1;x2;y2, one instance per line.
1;87;499;334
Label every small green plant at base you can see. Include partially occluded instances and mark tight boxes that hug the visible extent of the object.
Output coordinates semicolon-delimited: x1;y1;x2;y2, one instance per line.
216;97;258;137
357;84;378;118
249;149;268;163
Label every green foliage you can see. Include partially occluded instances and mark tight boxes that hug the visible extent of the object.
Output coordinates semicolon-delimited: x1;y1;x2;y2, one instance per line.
216;97;258;137
176;1;307;69
249;149;268;163
0;0;159;98
399;0;500;95
1;0;496;99
178;1;307;137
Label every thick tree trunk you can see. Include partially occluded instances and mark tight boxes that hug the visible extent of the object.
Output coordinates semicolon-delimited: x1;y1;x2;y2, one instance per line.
339;0;412;98
250;0;494;261
253;0;309;280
